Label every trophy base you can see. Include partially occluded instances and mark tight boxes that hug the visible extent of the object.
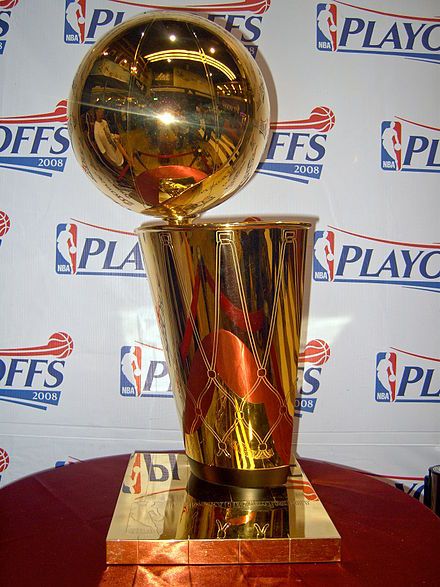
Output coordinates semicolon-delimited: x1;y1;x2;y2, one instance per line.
107;452;341;565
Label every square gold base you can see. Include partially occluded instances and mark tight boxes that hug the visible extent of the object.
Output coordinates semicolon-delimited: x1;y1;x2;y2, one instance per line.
107;452;341;565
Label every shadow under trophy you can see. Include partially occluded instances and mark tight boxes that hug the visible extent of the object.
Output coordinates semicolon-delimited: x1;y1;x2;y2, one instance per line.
68;11;340;565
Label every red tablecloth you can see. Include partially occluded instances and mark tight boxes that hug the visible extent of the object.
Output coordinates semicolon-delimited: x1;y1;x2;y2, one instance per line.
1;454;439;587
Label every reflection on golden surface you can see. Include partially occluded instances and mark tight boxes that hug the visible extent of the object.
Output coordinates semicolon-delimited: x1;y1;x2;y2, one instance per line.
137;223;309;486
106;453;341;565
68;11;312;491
68;11;269;223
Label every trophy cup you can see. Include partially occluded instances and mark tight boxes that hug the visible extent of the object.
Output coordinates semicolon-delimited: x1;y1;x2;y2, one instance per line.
69;11;340;565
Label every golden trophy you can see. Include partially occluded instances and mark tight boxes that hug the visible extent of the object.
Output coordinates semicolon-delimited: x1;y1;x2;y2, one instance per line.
69;11;340;564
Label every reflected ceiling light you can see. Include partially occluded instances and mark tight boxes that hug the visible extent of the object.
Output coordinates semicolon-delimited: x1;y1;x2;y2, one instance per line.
209;47;215;54
103;50;109;56
169;34;177;42
143;50;236;80
157;111;176;125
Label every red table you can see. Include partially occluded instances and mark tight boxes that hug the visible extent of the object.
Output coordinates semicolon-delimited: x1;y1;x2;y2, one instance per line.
1;454;439;586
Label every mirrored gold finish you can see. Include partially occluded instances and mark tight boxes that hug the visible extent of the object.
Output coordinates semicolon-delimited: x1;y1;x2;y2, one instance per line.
137;222;309;487
68;11;269;224
106;452;341;565
69;12;316;498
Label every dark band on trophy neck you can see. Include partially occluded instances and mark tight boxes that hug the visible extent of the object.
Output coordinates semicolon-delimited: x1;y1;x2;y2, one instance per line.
188;456;291;488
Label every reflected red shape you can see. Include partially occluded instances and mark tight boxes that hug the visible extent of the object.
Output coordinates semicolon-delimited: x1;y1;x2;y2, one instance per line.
203;266;264;331
227;511;256;526
134;171;160;205
180;262;265;363
184;329;292;464
149;166;207;182
135;166;207;206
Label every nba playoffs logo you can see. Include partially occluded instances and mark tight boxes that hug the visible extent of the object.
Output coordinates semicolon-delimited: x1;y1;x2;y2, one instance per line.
56;224;77;275
0;100;69;177
120;342;172;398
0;333;73;411
64;0;269;54
381;121;402;171
257;107;335;184
64;0;87;43
313;230;334;281
316;2;440;64
122;452;145;493
0;0;19;56
375;347;439;403
0;210;10;248
206;0;271;57
316;3;337;51
122;453;180;494
313;226;440;293
56;219;144;277
381;117;440;173
295;339;331;415
0;448;9;484
375;351;397;401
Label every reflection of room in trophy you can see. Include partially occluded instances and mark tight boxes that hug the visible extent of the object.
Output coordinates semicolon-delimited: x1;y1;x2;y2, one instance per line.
176;475;291;540
179;233;297;474
184;384;289;471
127;488;187;540
125;472;298;542
78;18;250;206
79;81;136;187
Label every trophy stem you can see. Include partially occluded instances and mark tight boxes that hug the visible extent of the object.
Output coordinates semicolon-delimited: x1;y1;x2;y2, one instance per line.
137;221;310;488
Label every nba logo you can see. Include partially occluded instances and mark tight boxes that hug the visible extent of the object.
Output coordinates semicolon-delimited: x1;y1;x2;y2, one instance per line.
56;224;77;274
122;453;145;494
316;3;337;51
313;230;334;281
381;121;402;171
375;352;397;402
120;345;143;397
64;0;86;44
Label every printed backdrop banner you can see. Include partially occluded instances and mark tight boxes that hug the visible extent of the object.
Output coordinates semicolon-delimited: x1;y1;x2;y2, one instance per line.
0;0;439;501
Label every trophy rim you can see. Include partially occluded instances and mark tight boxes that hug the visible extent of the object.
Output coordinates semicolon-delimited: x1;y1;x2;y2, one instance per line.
135;220;311;234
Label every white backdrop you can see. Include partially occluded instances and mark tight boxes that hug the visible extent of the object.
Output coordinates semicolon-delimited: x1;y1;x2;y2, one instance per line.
0;0;439;500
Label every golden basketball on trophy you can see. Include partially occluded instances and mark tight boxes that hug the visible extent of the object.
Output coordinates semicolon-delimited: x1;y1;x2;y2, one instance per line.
69;11;340;565
69;10;269;223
